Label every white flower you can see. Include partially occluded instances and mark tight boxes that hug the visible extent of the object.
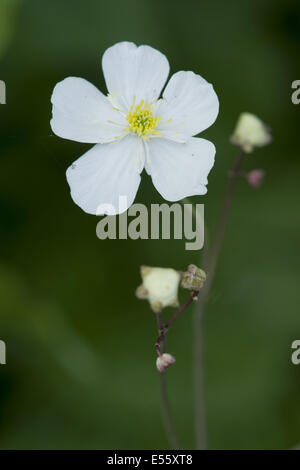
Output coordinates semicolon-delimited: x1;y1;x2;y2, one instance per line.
51;42;219;215
136;266;180;313
230;112;272;153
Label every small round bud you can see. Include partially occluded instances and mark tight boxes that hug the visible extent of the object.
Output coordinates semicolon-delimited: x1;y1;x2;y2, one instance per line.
136;266;180;313
181;264;206;291
230;112;272;153
156;353;176;373
247;169;265;188
135;285;148;299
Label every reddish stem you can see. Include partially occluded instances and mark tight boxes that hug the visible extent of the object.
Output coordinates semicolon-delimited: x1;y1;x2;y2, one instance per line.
155;291;198;356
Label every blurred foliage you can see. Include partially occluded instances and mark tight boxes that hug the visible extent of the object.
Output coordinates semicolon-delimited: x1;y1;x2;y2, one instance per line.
0;0;22;59
0;0;300;450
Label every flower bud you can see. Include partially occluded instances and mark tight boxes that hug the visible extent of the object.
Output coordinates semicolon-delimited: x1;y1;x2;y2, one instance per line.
156;353;176;373
136;266;180;313
230;112;272;153
181;264;206;291
247;169;265;188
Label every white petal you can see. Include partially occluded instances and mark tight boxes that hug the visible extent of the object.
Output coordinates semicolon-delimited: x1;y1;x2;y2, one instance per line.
147;137;215;201
102;42;169;109
66;135;143;215
158;71;219;137
51;77;126;143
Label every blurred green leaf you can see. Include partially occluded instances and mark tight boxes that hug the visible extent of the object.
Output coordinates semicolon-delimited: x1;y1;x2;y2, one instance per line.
0;0;21;59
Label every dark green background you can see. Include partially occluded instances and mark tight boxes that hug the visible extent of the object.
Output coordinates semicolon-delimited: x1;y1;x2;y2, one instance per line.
0;0;299;449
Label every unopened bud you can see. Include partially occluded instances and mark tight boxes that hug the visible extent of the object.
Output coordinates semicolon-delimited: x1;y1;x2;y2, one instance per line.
230;112;272;153
181;264;206;291
247;169;265;188
156;353;176;373
136;266;180;313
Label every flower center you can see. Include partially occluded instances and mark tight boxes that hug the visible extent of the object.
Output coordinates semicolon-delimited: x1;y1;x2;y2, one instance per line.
126;99;161;139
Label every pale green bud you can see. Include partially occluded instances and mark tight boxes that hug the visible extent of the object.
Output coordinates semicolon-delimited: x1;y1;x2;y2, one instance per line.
181;264;206;291
230;112;272;153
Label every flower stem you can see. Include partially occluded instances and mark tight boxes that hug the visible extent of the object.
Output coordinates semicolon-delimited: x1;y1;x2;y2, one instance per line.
156;313;180;450
194;150;245;450
155;291;198;356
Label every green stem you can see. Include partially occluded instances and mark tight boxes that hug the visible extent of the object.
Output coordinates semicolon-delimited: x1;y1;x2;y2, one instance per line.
194;150;245;450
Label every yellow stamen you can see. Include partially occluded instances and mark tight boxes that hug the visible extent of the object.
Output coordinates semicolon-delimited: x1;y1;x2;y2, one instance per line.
126;99;161;140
